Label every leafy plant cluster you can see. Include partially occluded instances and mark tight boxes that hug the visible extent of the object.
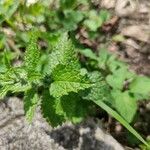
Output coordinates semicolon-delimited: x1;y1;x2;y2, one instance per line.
0;32;150;147
0;0;150;149
0;0;110;52
80;48;150;123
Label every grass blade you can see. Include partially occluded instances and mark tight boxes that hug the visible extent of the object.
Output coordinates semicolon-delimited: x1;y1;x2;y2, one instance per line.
92;100;149;147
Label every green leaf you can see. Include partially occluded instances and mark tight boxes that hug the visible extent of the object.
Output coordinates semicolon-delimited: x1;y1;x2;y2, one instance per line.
63;10;84;31
129;76;150;98
0;67;30;99
106;67;134;90
0;69;16;86
107;55;127;73
24;88;39;122
79;48;98;60
24;32;40;78
50;81;91;98
11;82;31;93
4;50;11;69
0;85;12;99
0;0;20;24
98;48;110;69
60;0;77;9
41;90;65;127
84;10;110;31
99;10;111;22
44;34;79;74
111;90;137;123
82;71;111;103
50;65;91;98
61;93;89;123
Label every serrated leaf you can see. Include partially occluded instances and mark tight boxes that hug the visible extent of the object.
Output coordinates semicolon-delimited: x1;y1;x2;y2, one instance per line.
0;66;30;99
4;50;11;69
61;93;89;123
11;82;31;93
44;34;79;74
50;65;91;98
50;81;91;98
0;68;17;86
51;65;84;81
24;88;39;122
82;71;111;103
0;85;11;99
129;76;150;98
24;32;40;78
41;90;65;127
111;90;137;123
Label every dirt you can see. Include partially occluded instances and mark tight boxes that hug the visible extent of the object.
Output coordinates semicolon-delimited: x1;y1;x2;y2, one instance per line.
115;0;150;76
0;97;124;150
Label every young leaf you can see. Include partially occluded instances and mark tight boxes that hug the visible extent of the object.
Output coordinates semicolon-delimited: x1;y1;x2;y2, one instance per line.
111;90;137;123
44;34;79;74
24;88;39;122
24;32;40;79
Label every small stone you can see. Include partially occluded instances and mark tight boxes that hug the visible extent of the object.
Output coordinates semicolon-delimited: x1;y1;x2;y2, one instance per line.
146;102;150;110
121;25;150;44
101;0;116;9
115;0;138;17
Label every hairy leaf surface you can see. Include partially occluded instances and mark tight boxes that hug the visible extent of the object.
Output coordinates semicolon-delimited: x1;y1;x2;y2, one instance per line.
44;34;79;74
24;88;39;122
41;90;65;126
50;65;91;98
61;93;89;123
24;33;40;78
82;71;111;102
